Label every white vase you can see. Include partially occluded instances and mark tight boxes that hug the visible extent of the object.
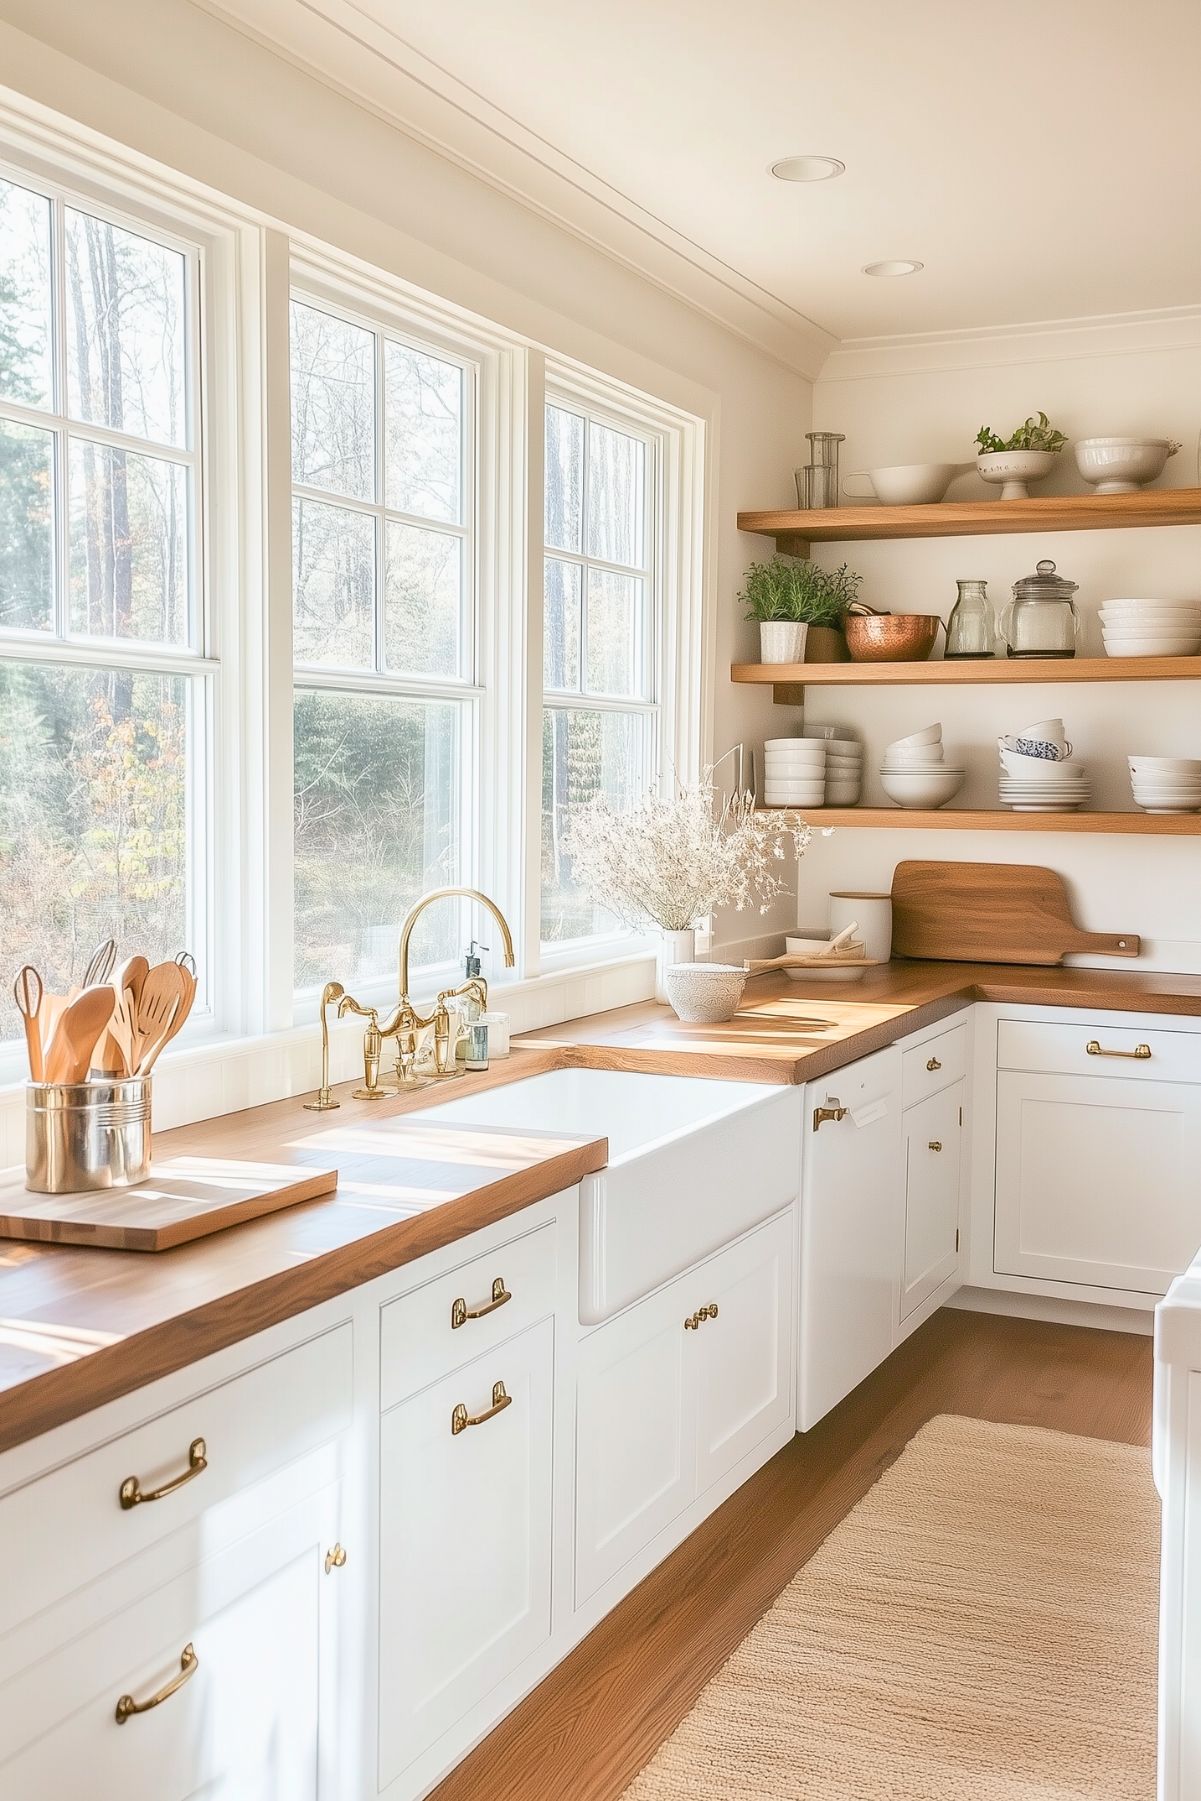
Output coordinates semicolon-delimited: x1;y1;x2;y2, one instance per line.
759;621;808;664
655;928;697;1003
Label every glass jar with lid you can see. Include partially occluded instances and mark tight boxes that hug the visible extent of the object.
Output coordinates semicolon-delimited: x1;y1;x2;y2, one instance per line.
999;558;1079;658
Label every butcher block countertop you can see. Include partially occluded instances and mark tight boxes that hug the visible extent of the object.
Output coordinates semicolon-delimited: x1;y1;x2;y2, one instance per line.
2;958;1201;1455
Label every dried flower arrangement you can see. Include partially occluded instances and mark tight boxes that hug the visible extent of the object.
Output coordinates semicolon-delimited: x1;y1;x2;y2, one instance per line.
562;771;812;932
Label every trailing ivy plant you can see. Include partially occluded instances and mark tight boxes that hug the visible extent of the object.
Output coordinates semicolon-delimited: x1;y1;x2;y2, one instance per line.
738;556;862;628
975;411;1068;455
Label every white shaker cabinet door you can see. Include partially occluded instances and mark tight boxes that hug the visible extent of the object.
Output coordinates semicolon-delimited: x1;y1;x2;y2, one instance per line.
694;1210;794;1495
799;1046;904;1431
378;1318;554;1789
995;1071;1201;1294
900;1081;964;1322
574;1276;696;1607
0;1483;343;1801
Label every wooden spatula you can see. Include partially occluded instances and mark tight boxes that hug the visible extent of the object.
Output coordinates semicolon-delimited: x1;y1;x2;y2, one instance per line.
44;986;117;1084
133;963;186;1073
13;965;45;1081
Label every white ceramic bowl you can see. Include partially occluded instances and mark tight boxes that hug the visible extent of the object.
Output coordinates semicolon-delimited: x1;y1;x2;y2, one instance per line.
764;737;827;752
1075;438;1178;494
976;448;1058;499
825;784;863;805
1104;639;1200;658
1101;601;1201;616
763;788;825;807
763;745;827;764
842;462;960;506
887;725;942;749
882;745;945;765
879;767;965;809
663;962;748;1024
1129;756;1201;775
1131;777;1201;793
999;750;1085;779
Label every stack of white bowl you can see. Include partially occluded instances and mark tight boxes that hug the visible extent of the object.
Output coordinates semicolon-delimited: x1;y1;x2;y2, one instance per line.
879;725;965;810
1128;755;1201;814
1101;598;1201;658
763;737;862;807
997;717;1091;811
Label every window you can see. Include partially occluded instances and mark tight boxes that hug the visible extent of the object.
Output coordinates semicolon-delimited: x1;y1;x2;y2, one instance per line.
290;295;476;993
541;399;659;945
0;168;208;1042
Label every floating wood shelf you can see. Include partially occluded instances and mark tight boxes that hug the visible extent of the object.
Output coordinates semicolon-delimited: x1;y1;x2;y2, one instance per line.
732;654;1201;705
758;806;1201;836
738;487;1201;554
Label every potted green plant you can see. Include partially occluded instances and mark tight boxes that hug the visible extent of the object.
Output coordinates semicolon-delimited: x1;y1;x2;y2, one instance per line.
974;411;1068;500
738;557;862;663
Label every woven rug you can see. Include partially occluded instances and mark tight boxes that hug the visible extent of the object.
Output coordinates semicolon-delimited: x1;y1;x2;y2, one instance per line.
624;1414;1159;1800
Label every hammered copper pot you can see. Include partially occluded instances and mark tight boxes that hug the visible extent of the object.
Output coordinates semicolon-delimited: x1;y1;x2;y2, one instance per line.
844;613;942;663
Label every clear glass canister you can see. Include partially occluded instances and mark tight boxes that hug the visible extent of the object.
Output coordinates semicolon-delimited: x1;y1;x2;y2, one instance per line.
945;579;997;659
999;558;1079;658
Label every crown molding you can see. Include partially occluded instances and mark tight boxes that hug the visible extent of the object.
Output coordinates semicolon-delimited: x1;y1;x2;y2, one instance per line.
191;0;835;380
819;305;1201;383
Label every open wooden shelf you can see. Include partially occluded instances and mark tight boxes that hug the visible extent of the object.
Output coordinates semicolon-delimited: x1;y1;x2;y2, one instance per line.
738;486;1201;554
732;655;1201;703
759;806;1201;836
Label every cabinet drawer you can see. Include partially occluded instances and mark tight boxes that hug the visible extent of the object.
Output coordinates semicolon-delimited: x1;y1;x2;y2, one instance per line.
902;1022;967;1109
997;1019;1201;1084
380;1221;556;1411
0;1481;340;1799
0;1323;351;1642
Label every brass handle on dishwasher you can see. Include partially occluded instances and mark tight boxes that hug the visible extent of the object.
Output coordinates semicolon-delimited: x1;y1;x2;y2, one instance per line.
452;1381;512;1436
115;1643;198;1723
451;1277;512;1330
119;1438;207;1510
1086;1040;1151;1061
813;1105;849;1131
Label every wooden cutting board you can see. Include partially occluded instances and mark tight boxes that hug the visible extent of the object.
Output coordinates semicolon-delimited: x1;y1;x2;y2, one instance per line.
891;860;1141;967
0;1158;338;1251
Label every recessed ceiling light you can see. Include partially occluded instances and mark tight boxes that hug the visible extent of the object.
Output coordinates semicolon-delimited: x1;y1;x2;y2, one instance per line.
862;259;924;277
770;155;845;183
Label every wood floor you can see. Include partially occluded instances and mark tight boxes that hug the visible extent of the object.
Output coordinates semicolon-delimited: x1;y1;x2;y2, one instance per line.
429;1307;1154;1801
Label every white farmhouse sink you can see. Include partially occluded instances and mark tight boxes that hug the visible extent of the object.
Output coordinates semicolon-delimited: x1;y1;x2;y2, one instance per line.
415;1068;801;1323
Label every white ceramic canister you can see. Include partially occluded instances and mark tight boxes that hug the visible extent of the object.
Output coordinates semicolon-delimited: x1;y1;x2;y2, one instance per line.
828;891;892;963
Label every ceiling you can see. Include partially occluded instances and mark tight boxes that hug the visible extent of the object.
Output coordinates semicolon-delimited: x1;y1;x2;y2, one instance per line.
201;0;1201;356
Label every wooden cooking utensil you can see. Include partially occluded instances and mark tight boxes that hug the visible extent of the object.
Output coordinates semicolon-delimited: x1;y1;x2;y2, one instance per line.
743;954;881;973
111;954;149;1009
890;860;1141;967
82;937;117;988
13;965;45;1081
95;983;138;1077
44;986;117;1084
133;962;186;1073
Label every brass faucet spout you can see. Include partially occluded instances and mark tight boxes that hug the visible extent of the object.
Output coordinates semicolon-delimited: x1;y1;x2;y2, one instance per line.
397;886;516;1006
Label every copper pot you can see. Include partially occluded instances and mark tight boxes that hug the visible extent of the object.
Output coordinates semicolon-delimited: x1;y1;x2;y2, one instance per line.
844;613;942;663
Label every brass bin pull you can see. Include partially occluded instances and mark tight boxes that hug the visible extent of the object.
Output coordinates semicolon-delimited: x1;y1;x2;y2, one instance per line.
115;1643;198;1724
926;1056;942;1072
119;1438;207;1510
928;1140;943;1153
1086;1039;1151;1061
450;1277;512;1330
452;1381;512;1436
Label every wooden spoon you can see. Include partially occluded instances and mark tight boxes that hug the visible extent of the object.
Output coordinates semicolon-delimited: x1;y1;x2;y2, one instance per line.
44;986;117;1084
93;983;138;1077
133;963;186;1073
13;965;44;1081
111;954;149;1008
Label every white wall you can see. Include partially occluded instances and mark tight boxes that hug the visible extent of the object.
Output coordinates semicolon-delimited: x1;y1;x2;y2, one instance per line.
0;0;813;964
787;324;1201;970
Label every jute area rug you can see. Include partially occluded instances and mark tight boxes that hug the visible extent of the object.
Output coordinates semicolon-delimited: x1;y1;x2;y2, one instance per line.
624;1415;1159;1800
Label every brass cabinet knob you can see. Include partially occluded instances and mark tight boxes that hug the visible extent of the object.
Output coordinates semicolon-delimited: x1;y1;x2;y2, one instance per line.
324;1542;348;1575
684;1313;700;1330
926;1056;942;1072
928;1140;943;1153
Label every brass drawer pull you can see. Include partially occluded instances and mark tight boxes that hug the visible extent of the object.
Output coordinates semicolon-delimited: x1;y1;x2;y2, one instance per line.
119;1438;207;1510
684;1303;720;1331
926;1056;942;1072
115;1642;198;1723
451;1277;512;1330
1086;1040;1151;1061
928;1140;943;1153
325;1542;348;1574
452;1381;512;1436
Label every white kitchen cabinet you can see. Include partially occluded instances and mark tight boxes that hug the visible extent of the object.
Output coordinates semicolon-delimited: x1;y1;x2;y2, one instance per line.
799;1045;903;1430
0;1481;345;1800
378;1316;555;1789
575;1210;794;1606
994;1070;1201;1294
900;1081;964;1322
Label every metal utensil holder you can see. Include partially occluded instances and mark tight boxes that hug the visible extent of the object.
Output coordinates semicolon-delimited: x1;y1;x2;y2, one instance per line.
25;1078;152;1194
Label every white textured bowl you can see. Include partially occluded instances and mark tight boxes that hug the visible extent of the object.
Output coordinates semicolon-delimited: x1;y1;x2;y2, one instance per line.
976;447;1058;498
663;963;748;1024
887;725;942;749
764;737;828;754
1075;438;1176;494
881;746;946;765
879;767;965;809
1129;756;1201;775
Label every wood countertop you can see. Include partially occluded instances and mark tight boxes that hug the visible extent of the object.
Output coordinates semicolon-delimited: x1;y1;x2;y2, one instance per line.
3;958;1201;1455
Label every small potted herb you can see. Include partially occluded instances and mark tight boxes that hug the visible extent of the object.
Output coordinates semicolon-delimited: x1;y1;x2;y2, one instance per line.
975;411;1068;500
738;557;862;663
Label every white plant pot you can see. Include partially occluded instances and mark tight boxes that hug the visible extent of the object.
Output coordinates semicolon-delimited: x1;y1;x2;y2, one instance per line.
759;621;808;664
655;928;697;1004
976;448;1059;501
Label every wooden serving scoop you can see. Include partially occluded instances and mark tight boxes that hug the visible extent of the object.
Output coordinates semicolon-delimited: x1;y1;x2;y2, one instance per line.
44;986;117;1084
743;954;882;974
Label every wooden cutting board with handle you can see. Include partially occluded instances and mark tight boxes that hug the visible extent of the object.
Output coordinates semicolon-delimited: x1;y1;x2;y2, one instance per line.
891;860;1141;966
